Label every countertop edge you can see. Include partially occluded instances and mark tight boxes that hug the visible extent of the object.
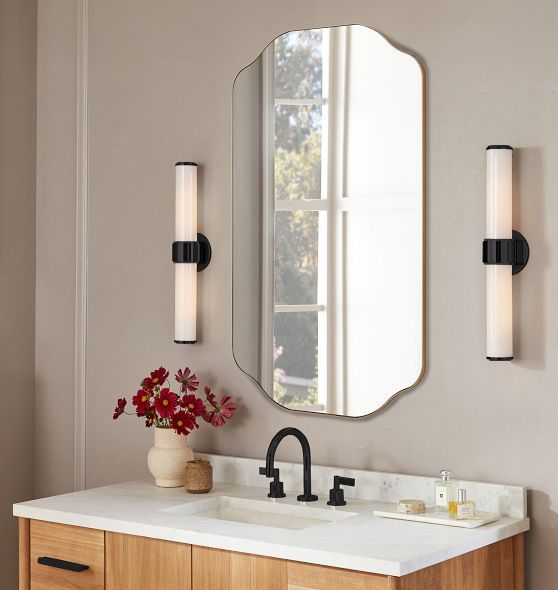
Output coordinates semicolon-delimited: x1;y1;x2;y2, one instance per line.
13;504;530;578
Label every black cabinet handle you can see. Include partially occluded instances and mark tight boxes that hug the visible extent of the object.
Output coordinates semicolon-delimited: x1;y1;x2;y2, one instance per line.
37;556;89;572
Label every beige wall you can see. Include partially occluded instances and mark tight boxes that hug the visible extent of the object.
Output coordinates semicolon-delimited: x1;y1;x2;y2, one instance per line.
0;0;37;587
36;0;558;588
35;0;79;499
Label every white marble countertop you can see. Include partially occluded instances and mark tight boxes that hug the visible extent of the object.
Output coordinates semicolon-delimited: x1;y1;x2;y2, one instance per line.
13;477;529;576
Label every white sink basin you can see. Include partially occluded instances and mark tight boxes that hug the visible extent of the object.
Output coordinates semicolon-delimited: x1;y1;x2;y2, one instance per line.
161;496;357;531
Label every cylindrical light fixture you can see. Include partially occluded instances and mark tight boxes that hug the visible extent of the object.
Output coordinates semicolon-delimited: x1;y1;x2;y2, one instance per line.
173;162;211;344
486;146;513;360
483;145;529;361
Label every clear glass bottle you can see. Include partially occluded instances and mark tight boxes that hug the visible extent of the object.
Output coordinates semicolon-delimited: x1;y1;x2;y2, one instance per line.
450;489;476;520
434;469;458;512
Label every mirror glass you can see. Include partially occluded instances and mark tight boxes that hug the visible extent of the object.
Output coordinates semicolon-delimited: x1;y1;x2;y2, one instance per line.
232;25;424;417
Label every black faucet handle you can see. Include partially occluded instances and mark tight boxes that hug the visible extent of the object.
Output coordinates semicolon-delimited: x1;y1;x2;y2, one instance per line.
258;466;286;499
327;475;356;506
259;466;279;479
335;475;355;488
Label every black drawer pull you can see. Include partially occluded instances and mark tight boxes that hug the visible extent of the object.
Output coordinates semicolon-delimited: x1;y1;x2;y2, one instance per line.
37;556;89;572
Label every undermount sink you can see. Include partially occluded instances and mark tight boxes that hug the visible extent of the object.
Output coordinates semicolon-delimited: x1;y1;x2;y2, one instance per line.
161;496;357;531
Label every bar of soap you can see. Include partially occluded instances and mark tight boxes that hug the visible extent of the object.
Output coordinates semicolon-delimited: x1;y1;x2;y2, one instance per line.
397;499;426;514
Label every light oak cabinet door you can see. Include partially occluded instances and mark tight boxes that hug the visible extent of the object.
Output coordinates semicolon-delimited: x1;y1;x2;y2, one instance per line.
106;532;191;590
192;546;287;590
287;561;395;590
29;520;104;590
396;535;524;590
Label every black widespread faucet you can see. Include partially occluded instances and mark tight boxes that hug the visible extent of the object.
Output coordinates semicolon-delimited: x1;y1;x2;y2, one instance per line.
259;427;318;502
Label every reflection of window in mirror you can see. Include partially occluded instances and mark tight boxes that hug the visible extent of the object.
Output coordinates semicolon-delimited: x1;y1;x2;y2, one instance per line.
261;29;327;412
260;27;422;415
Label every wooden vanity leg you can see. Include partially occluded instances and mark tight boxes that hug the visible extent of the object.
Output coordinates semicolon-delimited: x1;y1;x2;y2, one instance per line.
513;533;525;590
18;518;30;590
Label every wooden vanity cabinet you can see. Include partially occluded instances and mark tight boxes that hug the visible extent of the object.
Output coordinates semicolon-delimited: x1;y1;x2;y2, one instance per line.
19;518;525;590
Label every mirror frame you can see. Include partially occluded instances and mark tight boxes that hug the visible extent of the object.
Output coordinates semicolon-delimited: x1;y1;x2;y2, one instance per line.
231;24;426;418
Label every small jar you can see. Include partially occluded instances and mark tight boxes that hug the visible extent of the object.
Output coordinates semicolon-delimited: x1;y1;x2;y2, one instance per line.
184;459;213;494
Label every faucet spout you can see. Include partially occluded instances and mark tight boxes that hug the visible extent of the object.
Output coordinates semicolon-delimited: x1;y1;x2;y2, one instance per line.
264;427;318;502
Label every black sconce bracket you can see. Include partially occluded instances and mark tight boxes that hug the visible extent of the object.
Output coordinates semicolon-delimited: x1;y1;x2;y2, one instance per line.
482;230;529;275
172;233;212;272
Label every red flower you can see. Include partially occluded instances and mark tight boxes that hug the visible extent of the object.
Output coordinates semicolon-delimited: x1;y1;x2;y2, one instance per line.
203;391;237;427
154;388;178;418
175;368;199;392
142;367;169;390
113;398;127;419
132;389;152;416
171;410;197;435
181;394;205;416
112;366;237;432
204;386;217;406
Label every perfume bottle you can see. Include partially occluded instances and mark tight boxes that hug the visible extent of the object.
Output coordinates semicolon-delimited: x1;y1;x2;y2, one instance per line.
450;489;476;520
434;470;458;512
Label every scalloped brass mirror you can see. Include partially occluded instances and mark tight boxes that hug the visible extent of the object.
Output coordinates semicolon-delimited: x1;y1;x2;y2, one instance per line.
232;25;425;417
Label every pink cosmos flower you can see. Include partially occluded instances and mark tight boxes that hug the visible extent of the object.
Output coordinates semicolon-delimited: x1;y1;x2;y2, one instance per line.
203;388;237;427
175;367;199;392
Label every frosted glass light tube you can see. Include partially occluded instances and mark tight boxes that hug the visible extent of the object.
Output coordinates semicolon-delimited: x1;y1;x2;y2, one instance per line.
486;146;513;360
174;162;198;343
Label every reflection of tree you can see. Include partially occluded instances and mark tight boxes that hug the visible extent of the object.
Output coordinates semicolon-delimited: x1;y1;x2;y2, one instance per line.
275;333;319;408
274;131;321;201
274;132;320;380
275;30;322;150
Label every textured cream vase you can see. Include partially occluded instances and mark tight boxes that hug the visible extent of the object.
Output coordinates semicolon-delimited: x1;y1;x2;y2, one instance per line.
147;427;194;487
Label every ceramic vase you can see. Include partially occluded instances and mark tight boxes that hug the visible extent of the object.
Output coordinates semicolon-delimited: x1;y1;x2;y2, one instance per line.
147;427;194;487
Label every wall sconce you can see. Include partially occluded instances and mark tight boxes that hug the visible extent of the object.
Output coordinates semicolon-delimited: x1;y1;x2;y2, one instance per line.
483;145;529;361
173;162;211;344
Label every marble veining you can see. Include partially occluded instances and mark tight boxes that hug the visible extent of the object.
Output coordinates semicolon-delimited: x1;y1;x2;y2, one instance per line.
200;453;527;519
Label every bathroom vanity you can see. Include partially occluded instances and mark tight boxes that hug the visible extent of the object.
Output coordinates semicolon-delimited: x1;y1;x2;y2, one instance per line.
14;455;528;590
